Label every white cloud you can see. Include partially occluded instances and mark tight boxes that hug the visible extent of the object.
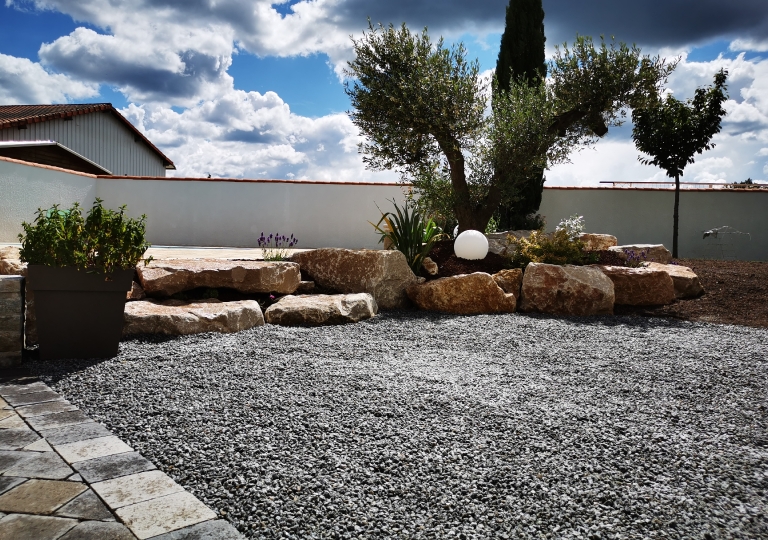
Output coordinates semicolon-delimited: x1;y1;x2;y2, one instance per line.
121;88;398;182
0;53;99;103
729;38;768;52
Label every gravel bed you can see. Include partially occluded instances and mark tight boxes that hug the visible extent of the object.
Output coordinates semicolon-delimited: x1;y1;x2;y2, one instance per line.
29;311;768;539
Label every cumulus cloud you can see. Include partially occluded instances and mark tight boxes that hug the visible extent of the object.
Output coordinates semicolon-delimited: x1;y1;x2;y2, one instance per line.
121;88;397;182
0;53;99;103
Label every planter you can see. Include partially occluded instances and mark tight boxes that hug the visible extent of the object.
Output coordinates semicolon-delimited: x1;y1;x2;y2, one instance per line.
27;265;134;360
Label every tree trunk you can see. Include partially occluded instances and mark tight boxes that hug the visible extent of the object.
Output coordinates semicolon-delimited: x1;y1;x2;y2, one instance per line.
673;174;680;258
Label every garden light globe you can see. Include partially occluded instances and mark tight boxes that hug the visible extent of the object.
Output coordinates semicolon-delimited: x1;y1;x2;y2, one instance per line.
454;230;488;260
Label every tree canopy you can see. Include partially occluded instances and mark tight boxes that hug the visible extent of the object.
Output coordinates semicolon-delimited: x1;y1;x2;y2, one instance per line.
632;69;729;256
345;22;676;233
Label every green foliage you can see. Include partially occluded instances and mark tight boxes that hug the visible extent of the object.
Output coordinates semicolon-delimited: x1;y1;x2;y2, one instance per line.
346;20;676;234
19;198;151;274
632;69;728;179
370;200;446;273
496;0;546;93
509;228;591;268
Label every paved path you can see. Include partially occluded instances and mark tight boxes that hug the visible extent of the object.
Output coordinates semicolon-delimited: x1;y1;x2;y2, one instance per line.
0;377;243;540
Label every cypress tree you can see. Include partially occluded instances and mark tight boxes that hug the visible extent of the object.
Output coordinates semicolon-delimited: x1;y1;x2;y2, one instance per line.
494;0;547;231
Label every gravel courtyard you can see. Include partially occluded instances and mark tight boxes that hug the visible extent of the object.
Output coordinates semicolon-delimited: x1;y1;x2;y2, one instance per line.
29;312;768;539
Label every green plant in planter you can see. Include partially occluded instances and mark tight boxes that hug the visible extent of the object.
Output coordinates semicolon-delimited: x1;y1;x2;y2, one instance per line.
19;198;152;274
370;200;446;273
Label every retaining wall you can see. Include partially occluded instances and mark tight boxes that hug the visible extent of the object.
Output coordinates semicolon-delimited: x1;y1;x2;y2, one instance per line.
0;276;23;366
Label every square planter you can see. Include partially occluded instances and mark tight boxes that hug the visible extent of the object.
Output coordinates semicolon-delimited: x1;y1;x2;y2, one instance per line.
27;266;134;360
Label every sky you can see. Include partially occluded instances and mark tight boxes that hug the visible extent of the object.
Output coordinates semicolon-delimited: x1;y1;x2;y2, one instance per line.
1;0;767;186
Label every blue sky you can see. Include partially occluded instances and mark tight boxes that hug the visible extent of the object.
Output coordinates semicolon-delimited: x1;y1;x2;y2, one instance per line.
1;0;767;185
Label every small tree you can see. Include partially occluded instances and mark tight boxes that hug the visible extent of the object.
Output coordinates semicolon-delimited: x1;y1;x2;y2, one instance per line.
631;69;728;257
345;22;675;233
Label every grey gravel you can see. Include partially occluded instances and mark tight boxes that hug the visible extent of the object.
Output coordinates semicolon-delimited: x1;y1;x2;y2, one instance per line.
29;312;768;539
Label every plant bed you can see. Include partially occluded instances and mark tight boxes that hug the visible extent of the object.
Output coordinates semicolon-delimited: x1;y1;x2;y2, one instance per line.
423;240;510;279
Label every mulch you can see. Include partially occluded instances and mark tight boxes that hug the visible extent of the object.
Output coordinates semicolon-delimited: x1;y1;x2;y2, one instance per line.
423;240;768;329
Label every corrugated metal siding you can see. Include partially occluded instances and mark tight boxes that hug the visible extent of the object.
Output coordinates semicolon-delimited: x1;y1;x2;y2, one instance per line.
0;112;166;176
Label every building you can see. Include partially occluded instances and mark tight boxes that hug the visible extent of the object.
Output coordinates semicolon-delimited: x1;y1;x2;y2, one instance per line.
0;104;175;176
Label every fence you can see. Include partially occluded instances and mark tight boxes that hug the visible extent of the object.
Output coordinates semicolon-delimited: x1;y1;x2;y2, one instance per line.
2;157;766;260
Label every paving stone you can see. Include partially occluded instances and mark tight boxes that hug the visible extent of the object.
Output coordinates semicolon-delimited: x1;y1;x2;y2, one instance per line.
0;397;6;408
66;473;82;482
0;513;77;540
55;435;133;464
55;488;115;521
0;478;86;514
0;414;25;429
0;380;48;397
15;400;78;418
147;519;243;539
59;521;137;540
73;451;156;484
0;410;12;422
0;476;25;496
23;438;53;452
26;410;93;431
93;470;184;509
0;450;32;473
2;450;73;479
116;491;217;540
3;390;61;407
38;421;111;446
0;428;40;450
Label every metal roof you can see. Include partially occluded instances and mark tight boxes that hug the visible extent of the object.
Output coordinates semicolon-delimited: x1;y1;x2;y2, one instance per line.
0;103;175;169
0;140;112;174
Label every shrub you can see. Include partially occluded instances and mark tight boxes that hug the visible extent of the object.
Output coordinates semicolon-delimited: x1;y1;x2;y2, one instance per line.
370;200;446;273
257;233;298;261
19;198;151;274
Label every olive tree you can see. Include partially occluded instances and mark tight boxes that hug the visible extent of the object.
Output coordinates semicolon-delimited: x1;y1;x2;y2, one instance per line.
632;69;728;257
345;22;675;233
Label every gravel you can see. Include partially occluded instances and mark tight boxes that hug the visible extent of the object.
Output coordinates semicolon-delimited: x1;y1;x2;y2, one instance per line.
29;311;768;539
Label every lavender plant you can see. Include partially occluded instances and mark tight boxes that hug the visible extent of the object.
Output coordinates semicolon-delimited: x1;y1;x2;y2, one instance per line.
623;249;651;268
257;232;298;261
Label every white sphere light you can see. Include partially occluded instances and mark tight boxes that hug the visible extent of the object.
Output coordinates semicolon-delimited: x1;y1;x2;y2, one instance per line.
454;230;489;260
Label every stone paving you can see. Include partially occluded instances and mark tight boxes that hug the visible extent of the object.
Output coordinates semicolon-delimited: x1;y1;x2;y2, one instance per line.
0;377;243;540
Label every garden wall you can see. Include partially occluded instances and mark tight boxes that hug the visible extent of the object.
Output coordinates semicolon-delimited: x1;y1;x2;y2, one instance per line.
539;187;767;261
2;157;766;260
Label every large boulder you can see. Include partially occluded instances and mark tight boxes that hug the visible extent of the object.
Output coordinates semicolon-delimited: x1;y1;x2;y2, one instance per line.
579;233;618;251
608;244;673;264
519;263;614;316
123;299;264;335
0;249;35;347
289;249;420;310
647;262;704;299
406;272;517;315
264;293;377;326
597;265;675;306
137;259;300;297
492;269;523;296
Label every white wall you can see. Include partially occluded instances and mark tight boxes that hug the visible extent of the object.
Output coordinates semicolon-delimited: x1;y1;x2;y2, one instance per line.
0;158;97;241
539;188;768;261
2;158;766;259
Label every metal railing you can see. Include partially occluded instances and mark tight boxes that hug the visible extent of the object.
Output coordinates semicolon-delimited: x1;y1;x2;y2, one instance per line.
598;181;768;190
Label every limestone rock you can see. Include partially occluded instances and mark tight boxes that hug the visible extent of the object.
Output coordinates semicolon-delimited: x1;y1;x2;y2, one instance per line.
609;244;673;264
265;293;377;326
519;263;614;316
579;233;618;251
492;269;523;296
647;262;704;299
487;230;534;256
406;272;517;315
289;249;419;309
422;257;438;276
123;299;264;335
597;265;675;306
126;281;146;301
296;280;315;294
137;259;300;297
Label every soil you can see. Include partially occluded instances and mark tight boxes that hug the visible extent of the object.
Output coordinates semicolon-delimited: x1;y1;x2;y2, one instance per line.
423;240;768;329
